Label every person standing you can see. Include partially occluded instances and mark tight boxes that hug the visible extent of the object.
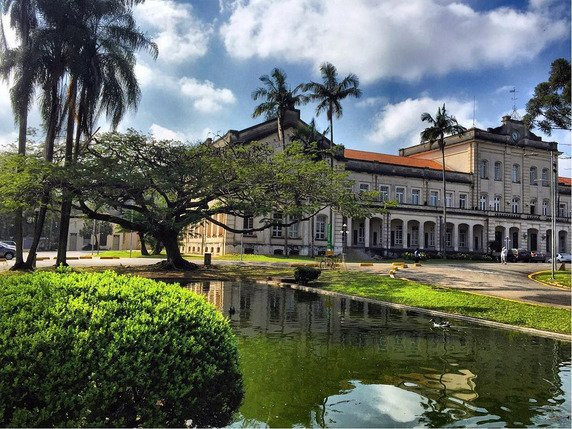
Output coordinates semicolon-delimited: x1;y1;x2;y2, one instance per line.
414;248;420;263
500;246;508;264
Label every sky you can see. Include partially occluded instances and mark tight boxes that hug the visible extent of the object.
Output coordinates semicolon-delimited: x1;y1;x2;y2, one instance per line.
0;0;570;174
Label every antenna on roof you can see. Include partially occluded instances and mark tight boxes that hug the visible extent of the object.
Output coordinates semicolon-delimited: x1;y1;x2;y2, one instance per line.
509;87;521;120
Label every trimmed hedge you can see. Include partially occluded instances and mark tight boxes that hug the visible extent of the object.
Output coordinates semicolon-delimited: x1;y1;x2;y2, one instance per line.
0;271;243;427
294;266;321;284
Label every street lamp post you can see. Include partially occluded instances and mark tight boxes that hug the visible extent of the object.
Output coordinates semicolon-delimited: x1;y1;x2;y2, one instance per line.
341;222;347;269
129;209;133;258
550;150;557;279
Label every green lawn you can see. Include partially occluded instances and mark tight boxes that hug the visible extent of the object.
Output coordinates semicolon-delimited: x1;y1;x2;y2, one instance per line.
314;271;570;335
531;270;571;289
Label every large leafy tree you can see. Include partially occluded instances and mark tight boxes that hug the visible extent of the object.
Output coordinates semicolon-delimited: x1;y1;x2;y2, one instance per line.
303;62;361;249
420;104;466;258
524;58;571;135
68;132;372;270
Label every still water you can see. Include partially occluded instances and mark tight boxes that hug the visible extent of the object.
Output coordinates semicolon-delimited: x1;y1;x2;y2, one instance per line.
184;281;570;428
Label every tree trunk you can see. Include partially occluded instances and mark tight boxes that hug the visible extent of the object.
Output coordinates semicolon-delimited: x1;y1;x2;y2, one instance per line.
152;240;163;255
25;81;60;268
155;231;197;270
328;113;334;251
441;143;447;259
11;104;28;270
139;232;149;256
56;78;77;267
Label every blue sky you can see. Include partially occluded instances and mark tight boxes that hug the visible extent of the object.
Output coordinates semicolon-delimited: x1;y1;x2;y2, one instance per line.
0;0;570;174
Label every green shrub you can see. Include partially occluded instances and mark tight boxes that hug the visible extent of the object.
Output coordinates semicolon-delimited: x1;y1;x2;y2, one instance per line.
294;266;321;284
0;271;243;427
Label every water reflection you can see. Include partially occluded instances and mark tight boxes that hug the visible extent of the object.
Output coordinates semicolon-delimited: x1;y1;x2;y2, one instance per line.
183;281;571;428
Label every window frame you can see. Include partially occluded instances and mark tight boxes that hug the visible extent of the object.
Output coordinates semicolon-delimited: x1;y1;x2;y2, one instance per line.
411;188;420;205
494;161;502;181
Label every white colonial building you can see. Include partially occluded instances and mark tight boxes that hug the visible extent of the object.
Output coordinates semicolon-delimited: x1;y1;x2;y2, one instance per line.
181;110;571;258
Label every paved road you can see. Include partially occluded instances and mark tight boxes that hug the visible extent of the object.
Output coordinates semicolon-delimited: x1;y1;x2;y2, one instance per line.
391;262;570;308
2;253;569;308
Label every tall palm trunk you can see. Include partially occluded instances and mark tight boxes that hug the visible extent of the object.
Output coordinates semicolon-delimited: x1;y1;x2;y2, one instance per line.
440;140;447;259
25;80;60;268
328;106;334;251
11;103;28;270
56;77;77;266
278;114;289;256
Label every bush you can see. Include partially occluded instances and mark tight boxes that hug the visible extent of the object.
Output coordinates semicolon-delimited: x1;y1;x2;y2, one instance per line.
0;271;243;427
294;266;321;284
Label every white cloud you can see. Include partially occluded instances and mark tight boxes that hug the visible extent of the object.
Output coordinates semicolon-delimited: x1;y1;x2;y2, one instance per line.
135;62;236;114
134;0;212;64
220;0;567;83
494;85;516;95
149;123;187;141
179;78;236;113
367;96;481;150
356;96;388;108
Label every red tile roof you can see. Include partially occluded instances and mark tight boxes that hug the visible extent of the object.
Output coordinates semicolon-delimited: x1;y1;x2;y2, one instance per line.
559;176;571;186
344;148;451;171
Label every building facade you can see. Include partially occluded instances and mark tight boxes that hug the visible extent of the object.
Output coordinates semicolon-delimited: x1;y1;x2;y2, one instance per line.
180;111;571;257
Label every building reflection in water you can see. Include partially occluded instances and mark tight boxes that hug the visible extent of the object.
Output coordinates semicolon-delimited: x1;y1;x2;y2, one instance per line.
183;280;570;428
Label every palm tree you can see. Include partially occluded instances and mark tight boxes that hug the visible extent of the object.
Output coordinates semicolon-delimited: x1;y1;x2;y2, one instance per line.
304;62;361;250
54;0;157;266
420;104;467;258
252;67;306;150
252;67;305;255
0;0;38;269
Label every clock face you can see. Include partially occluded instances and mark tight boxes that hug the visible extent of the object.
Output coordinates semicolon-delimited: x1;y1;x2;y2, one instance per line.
511;131;520;141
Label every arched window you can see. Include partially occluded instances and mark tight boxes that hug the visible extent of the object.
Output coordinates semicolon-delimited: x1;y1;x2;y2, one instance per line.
541;168;549;186
529;166;537;185
494;161;502;181
479;194;487;211
512;164;520;183
493;196;501;211
511;197;519;214
542;199;549;216
479;159;488;179
530;199;536;214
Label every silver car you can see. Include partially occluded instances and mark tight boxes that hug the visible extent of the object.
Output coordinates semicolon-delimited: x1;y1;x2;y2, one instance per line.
557;253;572;263
0;241;16;260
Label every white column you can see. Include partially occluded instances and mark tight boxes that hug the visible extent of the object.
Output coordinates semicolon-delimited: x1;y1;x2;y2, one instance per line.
364;218;370;248
453;224;459;251
468;225;474;252
346;217;352;248
418;222;425;249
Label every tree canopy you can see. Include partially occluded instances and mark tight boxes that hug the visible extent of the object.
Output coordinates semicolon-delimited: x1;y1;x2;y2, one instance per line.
524;58;571;135
65;131;374;268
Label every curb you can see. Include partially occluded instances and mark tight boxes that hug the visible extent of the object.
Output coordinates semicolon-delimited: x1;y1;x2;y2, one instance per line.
528;270;570;290
256;278;571;342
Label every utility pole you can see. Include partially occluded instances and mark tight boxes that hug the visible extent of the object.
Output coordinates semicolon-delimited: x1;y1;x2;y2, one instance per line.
550;150;557;279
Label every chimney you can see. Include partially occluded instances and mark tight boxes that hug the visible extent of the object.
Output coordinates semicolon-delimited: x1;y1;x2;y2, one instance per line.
501;115;512;125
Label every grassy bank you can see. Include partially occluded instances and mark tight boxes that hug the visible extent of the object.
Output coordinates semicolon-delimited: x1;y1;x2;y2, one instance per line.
530;270;571;289
95;250;166;258
315;271;570;335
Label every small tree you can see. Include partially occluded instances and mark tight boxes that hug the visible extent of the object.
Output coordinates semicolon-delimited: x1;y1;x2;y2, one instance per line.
69;131;374;269
524;58;571;135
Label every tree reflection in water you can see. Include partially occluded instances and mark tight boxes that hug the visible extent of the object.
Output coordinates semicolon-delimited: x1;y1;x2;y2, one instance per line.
182;281;570;428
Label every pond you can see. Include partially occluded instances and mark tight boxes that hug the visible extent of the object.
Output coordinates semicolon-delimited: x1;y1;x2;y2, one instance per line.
184;280;570;428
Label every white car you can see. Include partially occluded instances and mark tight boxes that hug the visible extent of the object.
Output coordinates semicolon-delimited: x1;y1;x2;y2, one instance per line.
556;253;571;263
0;241;16;260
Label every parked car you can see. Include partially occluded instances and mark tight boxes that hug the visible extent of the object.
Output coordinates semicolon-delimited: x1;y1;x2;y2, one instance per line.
507;249;530;262
0;241;16;260
530;251;547;263
0;240;16;247
556;253;571;263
